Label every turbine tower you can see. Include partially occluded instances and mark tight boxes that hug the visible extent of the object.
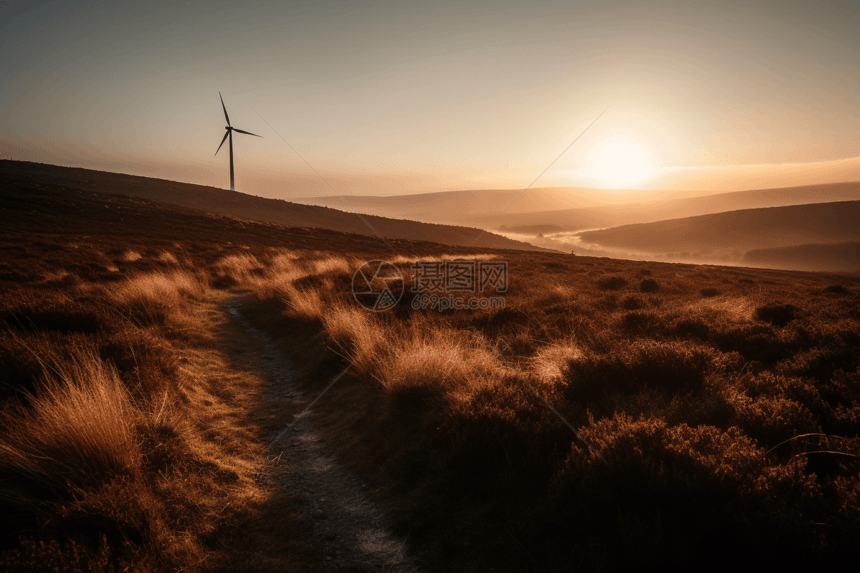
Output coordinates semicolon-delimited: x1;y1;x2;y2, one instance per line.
215;92;261;191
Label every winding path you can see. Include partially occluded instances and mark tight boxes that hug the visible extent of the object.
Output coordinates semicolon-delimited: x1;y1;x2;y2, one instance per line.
224;297;417;572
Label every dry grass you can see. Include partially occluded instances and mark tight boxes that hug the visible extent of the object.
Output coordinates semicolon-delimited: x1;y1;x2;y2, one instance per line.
156;251;180;265
118;250;142;263
0;351;139;498
375;328;506;404
237;250;860;571
114;270;203;305
3;178;860;571
0;247;313;570
531;340;582;384
322;304;384;373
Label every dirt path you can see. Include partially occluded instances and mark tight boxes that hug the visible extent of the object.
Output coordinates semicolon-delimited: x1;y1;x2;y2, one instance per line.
224;297;418;572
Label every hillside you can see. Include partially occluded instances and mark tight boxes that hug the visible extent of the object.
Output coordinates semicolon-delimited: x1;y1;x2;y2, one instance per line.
578;200;860;256
744;241;860;273
297;181;860;231
0;160;547;252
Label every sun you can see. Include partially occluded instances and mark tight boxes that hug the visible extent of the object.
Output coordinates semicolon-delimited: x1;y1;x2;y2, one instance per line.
583;135;656;189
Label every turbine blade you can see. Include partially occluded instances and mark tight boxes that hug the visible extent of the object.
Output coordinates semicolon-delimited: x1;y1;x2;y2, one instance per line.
215;130;229;155
233;128;262;137
219;91;231;126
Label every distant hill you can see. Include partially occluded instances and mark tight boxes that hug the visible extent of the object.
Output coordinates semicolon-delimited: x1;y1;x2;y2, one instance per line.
297;181;860;231
294;187;621;226
0;161;547;252
744;242;860;273
578;201;860;256
491;181;860;231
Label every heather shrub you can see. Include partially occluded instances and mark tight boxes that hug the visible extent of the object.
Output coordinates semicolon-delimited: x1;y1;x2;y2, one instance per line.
821;368;860;408
779;333;860;384
621;295;646;310
0;291;111;335
639;278;659;293
755;303;798;327
700;287;721;298
711;323;790;363
670;317;710;341
821;284;849;295
563;341;716;403
545;414;823;568
739;371;824;408
727;392;818;446
442;375;575;492
620;310;660;334
596;276;628;290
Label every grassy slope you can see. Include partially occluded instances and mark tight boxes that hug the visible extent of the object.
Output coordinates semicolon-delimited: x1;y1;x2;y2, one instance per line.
0;160;548;252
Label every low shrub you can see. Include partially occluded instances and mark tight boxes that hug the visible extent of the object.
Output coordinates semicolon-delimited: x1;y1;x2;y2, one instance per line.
639;278;660;293
545;414;824;568
821;284;850;295
712;323;790;363
671;317;710;341
755;303;798;327
596;276;628;290
620;311;660;334
621;295;646;310
564;341;715;403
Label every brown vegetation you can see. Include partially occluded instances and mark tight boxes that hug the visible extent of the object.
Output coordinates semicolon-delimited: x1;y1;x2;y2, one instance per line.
2;167;860;571
240;252;860;571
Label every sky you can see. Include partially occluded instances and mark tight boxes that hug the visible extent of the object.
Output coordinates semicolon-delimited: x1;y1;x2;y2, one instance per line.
1;0;859;198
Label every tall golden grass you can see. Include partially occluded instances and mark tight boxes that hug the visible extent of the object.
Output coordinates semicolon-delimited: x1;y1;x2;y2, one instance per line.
0;350;139;494
1;258;276;570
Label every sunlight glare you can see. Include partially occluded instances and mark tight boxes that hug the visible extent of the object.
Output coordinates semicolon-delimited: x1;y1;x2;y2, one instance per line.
584;136;656;189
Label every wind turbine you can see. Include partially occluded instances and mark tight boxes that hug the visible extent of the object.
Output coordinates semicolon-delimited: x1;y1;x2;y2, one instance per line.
215;92;261;191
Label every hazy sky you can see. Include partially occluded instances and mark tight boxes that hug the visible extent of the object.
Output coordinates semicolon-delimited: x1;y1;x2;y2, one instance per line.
2;0;859;197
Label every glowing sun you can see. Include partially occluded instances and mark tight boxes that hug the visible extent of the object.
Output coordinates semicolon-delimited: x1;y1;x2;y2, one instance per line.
584;135;656;188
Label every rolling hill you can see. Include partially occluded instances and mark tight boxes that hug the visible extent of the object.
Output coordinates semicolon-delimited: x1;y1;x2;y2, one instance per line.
744;241;860;273
297;181;860;232
294;187;623;226
0;161;547;252
578;200;860;258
